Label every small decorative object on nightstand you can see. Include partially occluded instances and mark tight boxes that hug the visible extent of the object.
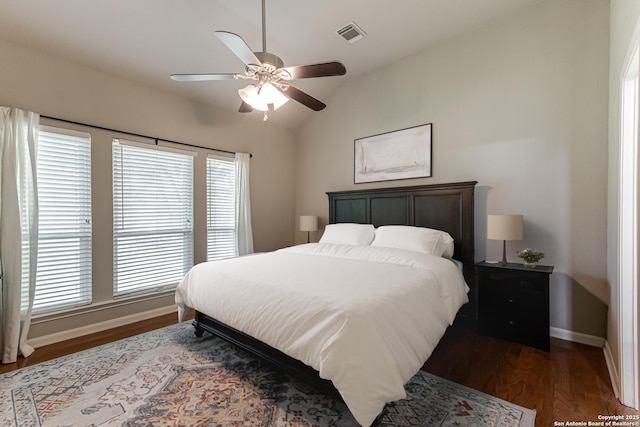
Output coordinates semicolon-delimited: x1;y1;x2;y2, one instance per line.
476;261;554;351
516;248;545;268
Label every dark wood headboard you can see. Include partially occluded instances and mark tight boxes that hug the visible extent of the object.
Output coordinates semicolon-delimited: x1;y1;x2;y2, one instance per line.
327;181;477;309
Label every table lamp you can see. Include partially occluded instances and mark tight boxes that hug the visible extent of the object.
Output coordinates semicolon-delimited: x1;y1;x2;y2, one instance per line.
300;215;318;243
487;214;523;265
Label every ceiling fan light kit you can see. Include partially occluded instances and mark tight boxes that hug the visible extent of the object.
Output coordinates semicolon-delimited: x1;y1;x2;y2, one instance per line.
238;82;288;111
170;0;346;121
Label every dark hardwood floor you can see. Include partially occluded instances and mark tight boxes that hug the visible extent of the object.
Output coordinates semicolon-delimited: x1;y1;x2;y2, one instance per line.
422;321;638;426
1;312;637;427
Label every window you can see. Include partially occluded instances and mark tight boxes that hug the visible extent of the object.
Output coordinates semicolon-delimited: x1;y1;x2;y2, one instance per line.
27;126;92;314
207;155;236;260
112;139;194;296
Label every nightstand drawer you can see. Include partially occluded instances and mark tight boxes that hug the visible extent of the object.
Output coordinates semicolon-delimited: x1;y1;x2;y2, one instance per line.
480;305;547;333
481;281;544;311
481;313;549;348
483;269;546;292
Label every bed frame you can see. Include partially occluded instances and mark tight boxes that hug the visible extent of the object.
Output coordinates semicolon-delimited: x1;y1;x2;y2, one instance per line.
193;180;477;398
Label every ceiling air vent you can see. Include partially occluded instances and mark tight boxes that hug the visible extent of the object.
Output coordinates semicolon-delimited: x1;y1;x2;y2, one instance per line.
336;21;366;43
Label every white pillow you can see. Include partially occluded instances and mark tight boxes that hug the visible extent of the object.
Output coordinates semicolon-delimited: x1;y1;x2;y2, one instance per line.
319;223;376;246
371;225;454;257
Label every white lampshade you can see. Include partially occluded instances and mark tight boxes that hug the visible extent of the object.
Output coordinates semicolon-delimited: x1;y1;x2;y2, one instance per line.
238;83;289;112
238;84;268;111
487;214;523;241
259;83;288;110
300;215;318;232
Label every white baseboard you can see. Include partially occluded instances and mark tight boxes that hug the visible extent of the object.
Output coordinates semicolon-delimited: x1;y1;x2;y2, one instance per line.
27;305;178;349
550;327;605;348
603;340;621;399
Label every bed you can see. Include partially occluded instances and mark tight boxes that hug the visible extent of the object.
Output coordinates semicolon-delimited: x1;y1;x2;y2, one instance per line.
175;181;477;426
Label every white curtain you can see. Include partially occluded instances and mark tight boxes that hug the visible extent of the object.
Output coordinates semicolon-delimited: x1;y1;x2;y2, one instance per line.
0;107;39;364
234;152;254;256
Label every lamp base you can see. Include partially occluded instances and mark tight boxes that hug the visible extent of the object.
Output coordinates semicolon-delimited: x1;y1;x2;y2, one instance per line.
500;240;508;265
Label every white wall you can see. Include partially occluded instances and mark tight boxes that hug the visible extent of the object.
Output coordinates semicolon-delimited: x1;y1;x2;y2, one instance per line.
608;0;640;408
0;39;296;341
295;0;609;337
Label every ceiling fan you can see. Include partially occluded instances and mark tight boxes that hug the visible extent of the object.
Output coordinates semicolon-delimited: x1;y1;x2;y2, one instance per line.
170;0;347;120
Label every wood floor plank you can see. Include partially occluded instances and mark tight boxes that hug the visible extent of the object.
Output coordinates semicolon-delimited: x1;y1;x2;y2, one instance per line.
1;312;638;427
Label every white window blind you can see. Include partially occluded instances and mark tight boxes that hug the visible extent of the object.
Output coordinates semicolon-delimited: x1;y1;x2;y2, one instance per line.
207;155;237;260
112;139;194;296
27;126;92;314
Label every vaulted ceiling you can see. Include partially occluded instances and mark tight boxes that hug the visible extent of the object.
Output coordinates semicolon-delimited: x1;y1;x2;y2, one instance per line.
0;0;540;129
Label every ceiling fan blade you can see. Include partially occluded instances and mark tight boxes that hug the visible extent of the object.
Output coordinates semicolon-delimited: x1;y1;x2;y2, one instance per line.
238;101;253;113
281;61;347;80
280;84;326;111
215;31;262;67
170;73;238;82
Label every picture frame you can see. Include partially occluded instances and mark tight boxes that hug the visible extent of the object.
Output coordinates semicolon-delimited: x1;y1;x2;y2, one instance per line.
354;123;432;184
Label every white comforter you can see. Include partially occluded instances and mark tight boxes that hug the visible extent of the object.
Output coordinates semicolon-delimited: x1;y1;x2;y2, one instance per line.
175;243;468;426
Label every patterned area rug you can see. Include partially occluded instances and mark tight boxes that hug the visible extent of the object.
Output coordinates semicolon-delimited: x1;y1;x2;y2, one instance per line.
0;322;535;426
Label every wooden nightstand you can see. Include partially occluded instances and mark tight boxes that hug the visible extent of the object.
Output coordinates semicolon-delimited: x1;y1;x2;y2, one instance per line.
476;261;554;351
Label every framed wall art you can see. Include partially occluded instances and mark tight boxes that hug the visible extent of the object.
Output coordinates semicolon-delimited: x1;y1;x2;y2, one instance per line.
354;123;432;184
